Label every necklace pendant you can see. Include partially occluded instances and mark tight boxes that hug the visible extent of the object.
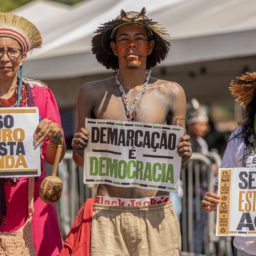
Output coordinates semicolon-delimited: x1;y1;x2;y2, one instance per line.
116;70;151;122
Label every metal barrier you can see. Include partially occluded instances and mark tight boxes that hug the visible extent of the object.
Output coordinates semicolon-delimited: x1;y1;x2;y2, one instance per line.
56;150;233;255
56;151;92;236
181;152;233;256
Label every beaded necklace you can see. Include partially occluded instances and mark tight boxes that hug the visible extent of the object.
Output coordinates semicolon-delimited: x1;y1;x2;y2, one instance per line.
115;70;151;121
0;84;27;107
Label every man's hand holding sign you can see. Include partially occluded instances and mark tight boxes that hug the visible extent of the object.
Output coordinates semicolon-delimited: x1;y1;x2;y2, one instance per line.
83;118;186;192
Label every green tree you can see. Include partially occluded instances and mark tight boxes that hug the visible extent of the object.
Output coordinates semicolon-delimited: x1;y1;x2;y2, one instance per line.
50;0;84;5
0;0;31;12
0;0;85;12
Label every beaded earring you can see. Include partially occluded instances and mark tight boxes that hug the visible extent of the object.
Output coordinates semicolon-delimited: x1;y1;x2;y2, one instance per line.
16;65;23;107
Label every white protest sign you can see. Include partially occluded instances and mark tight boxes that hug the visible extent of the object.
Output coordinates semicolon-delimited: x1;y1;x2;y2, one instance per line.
84;118;184;192
0;107;41;177
217;168;256;236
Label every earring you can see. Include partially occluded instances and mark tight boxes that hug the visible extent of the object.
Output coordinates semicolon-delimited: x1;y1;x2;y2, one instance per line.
16;65;23;107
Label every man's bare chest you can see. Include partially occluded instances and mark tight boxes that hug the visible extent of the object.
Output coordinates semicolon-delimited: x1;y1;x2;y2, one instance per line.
94;92;171;123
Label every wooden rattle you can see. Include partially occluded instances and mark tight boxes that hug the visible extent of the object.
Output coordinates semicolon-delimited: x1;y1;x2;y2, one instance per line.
39;143;63;203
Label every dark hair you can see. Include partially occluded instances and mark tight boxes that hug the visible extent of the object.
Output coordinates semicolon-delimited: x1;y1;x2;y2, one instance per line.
236;91;256;163
91;8;170;70
240;92;256;145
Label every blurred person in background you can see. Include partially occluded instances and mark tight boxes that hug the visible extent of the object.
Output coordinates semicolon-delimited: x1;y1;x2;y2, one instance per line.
171;99;210;220
205;116;228;157
187;98;209;254
202;72;256;256
187;98;209;155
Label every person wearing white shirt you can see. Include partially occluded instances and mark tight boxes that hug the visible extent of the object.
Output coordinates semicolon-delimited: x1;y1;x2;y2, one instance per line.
202;72;256;256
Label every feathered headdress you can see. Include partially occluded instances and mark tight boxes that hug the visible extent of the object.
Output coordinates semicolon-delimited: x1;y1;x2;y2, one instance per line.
229;72;256;107
91;7;171;70
0;12;42;51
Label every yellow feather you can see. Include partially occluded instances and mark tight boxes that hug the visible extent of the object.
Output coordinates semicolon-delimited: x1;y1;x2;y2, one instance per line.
0;12;42;50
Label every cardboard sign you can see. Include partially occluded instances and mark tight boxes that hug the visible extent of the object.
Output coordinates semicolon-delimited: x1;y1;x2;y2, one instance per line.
84;118;184;192
0;107;41;177
217;168;256;236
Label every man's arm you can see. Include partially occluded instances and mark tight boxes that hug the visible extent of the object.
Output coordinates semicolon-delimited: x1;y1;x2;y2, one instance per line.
72;84;95;167
169;82;186;128
167;82;192;167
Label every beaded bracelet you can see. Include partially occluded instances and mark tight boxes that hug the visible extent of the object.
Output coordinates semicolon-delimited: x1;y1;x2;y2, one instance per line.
50;133;63;145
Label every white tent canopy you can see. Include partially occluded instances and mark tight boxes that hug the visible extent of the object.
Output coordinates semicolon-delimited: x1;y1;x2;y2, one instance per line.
31;0;187;54
15;0;70;26
15;0;256;79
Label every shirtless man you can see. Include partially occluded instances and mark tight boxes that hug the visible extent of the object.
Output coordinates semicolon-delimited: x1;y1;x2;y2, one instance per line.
72;8;192;256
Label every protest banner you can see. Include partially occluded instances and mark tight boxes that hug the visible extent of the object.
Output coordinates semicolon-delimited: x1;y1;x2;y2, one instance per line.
84;118;184;192
0;107;41;177
217;168;256;236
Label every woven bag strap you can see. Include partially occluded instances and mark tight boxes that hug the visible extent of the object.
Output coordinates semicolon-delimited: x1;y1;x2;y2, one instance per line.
28;178;34;217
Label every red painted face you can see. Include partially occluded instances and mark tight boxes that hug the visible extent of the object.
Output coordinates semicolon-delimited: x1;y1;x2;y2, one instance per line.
113;24;152;68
